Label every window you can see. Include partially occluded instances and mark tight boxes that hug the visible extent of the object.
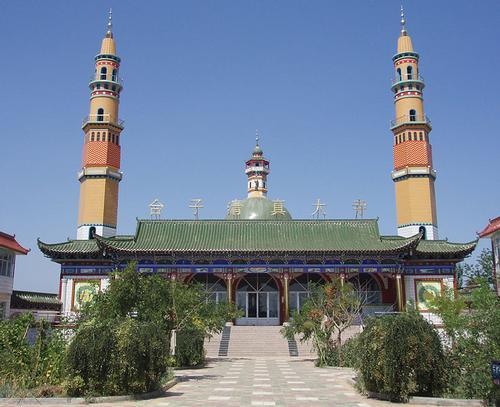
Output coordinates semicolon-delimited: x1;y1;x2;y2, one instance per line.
409;109;416;121
397;67;402;81
88;226;96;239
112;134;115;143
394;136;398;145
408;84;413;90
96;84;101;90
97;108;104;122
116;135;120;144
0;251;14;277
100;66;107;80
97;132;100;141
407;65;413;80
403;134;406;142
112;69;117;82
104;83;109;89
91;132;95;142
419;132;424;141
419;226;427;240
398;135;402;144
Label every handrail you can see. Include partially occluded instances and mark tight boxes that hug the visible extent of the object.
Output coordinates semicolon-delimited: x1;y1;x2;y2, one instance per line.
90;74;123;85
392;74;424;84
82;114;125;128
390;114;431;128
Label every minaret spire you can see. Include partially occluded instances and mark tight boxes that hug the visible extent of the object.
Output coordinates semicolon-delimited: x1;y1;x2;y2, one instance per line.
245;134;270;198
106;8;113;38
400;5;407;35
390;12;438;240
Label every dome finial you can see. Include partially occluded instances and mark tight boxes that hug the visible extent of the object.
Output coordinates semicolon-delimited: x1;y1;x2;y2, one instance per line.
400;4;407;35
106;8;113;38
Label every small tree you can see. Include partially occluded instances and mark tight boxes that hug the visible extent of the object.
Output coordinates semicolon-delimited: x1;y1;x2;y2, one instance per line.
430;280;500;403
456;248;493;287
282;277;364;366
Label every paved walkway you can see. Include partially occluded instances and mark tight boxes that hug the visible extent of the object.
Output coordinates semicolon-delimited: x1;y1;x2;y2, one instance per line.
95;358;413;407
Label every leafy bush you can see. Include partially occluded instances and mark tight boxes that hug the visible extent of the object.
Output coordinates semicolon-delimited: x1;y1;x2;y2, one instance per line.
356;311;446;402
325;337;359;367
0;313;66;397
174;329;205;367
431;280;500;403
65;318;169;396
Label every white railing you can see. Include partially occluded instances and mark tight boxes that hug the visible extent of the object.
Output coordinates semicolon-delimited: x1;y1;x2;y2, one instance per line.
90;74;123;85
392;73;424;84
82;114;125;128
390;114;431;128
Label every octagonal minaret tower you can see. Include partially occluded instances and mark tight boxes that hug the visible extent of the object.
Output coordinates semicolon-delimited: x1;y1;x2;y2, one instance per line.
245;136;270;198
390;7;438;240
77;10;124;240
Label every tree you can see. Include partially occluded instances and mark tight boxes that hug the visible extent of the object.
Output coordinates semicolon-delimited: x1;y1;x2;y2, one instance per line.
66;263;239;396
456;248;493;287
430;280;500;403
282;277;365;366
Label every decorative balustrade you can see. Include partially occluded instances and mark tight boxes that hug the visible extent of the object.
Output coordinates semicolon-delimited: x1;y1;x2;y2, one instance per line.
390;114;431;128
392;73;424;84
89;74;123;85
82;114;125;128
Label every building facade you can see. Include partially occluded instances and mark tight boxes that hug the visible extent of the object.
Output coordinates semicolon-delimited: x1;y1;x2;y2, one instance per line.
0;232;29;319
479;217;500;296
39;11;477;325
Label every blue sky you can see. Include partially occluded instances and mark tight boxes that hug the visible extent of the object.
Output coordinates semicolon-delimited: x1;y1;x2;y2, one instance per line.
1;1;498;293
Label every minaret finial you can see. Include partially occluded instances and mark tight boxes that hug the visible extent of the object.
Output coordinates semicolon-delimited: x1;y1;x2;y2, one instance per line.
255;129;260;146
400;5;407;35
106;8;113;38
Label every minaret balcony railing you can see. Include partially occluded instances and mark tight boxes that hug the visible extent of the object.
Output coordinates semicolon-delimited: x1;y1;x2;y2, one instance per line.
392;73;424;84
390;114;431;129
82;114;125;129
89;75;123;86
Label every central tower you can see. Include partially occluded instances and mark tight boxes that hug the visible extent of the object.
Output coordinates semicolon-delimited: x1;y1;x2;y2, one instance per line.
245;137;270;198
77;11;124;239
390;8;438;240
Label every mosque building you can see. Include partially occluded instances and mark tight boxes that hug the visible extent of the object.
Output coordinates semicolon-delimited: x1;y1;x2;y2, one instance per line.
39;10;476;325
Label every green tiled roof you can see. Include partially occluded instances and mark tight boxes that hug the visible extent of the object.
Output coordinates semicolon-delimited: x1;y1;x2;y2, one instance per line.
38;219;477;259
10;290;61;311
415;239;477;255
95;219;419;254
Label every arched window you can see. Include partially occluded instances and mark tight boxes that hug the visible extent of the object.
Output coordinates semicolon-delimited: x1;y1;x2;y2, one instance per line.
96;132;100;141
394;136;398;145
414;132;418;139
97;108;104;122
406;65;413;80
88;226;96;239
409;109;416;121
112;69;117;82
91;132;95;141
116;135;120;144
419;226;427;240
397;67;402;81
100;66;107;80
419;132;424;141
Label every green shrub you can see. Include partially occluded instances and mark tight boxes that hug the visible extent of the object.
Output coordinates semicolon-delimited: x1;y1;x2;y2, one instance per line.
0;313;66;397
65;318;169;396
174;329;205;367
326;337;359;367
356;311;446;402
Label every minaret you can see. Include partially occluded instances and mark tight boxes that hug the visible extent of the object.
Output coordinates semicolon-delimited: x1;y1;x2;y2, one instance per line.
245;135;270;198
77;10;124;240
390;7;438;240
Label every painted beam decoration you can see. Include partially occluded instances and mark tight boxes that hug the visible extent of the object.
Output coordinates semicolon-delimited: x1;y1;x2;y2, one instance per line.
72;279;101;310
415;279;443;311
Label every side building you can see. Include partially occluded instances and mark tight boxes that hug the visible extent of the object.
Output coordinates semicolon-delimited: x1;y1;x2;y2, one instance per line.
0;231;29;319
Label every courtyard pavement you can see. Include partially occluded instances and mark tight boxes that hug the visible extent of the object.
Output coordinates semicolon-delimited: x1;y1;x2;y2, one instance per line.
92;358;420;407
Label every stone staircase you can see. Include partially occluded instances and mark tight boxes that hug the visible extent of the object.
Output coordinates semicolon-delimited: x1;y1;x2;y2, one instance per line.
204;325;317;359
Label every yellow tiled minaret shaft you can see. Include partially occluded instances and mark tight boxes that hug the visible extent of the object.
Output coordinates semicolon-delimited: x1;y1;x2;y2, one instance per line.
77;10;124;240
391;8;438;240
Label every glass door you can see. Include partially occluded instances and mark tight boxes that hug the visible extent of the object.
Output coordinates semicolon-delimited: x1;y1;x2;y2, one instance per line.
235;274;280;325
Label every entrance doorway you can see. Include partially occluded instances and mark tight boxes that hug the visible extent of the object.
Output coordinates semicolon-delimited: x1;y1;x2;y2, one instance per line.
236;274;279;326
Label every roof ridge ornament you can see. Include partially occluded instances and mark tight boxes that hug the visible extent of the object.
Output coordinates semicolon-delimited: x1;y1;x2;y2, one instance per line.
400;4;407;35
149;198;164;220
312;198;327;219
106;8;113;38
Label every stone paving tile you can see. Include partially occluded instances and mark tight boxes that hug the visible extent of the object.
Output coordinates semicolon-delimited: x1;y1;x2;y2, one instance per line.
31;358;443;407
